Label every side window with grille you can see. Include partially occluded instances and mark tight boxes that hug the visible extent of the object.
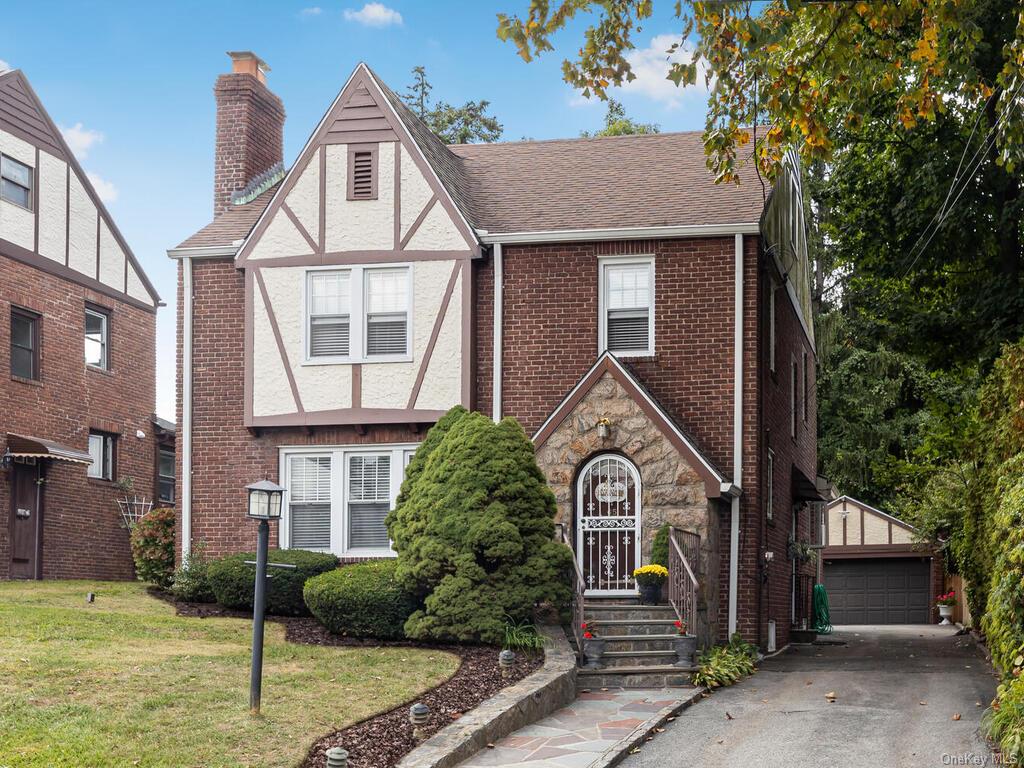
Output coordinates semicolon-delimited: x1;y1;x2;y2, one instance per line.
288;455;332;549
601;258;654;356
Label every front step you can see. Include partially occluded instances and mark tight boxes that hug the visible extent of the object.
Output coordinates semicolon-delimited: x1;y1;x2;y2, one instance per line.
590;619;681;636
578;664;698;689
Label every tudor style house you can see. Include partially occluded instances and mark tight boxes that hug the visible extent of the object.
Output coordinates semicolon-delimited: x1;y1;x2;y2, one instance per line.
0;68;164;579
171;53;821;650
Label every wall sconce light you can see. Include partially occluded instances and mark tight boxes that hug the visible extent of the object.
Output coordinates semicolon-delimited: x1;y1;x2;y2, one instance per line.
597;418;611;439
764;550;774;563
0;449;11;471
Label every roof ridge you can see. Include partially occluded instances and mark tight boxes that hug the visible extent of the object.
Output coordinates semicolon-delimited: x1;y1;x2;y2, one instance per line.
449;129;707;151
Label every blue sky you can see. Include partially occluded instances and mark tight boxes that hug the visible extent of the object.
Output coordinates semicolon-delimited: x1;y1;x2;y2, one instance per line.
1;1;710;418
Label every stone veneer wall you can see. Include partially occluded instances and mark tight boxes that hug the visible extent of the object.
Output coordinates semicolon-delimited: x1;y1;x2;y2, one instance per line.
533;371;720;639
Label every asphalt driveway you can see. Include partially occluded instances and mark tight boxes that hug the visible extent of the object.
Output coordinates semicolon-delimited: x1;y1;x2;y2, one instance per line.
621;625;997;768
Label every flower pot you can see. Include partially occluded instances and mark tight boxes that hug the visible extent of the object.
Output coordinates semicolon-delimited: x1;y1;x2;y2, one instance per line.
638;581;663;605
937;604;954;625
674;635;698;668
582;637;606;670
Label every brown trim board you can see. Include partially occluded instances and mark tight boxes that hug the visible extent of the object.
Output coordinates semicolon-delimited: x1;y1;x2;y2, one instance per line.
246;407;448;428
822;544;936;560
407;260;460;408
400;196;437;249
281;202;319;254
242;249;473;268
253;268;304;414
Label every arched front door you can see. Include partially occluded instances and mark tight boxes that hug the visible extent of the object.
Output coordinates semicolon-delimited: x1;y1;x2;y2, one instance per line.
576;454;641;596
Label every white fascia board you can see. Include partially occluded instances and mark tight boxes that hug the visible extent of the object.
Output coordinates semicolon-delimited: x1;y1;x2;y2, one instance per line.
167;244;239;260
479;222;761;245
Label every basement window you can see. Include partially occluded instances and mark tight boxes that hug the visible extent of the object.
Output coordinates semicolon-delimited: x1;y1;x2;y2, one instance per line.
347;145;378;200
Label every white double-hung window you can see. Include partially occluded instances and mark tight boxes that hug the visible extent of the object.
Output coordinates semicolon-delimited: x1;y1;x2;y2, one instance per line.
281;444;417;557
306;265;410;362
600;257;654;356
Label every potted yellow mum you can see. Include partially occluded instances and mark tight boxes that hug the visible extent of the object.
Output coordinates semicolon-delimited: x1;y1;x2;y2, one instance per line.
633;564;669;604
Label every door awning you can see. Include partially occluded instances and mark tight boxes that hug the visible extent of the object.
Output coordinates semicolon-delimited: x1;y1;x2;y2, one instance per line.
792;465;827;502
5;433;93;464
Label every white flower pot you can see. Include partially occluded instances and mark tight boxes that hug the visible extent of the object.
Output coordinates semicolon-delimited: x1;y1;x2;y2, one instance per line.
937;604;954;625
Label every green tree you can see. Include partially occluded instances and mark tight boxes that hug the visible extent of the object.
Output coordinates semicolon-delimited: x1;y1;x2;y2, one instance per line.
387;408;572;644
401;66;503;144
580;98;659;138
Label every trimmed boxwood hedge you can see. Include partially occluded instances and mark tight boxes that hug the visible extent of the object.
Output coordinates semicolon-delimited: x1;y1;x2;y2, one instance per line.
207;549;339;616
303;560;418;639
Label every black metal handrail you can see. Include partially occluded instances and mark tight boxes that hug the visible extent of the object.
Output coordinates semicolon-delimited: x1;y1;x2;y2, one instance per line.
556;523;587;656
668;527;700;637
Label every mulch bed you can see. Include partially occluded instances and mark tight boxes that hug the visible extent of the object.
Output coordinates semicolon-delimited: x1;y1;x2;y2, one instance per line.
158;593;545;768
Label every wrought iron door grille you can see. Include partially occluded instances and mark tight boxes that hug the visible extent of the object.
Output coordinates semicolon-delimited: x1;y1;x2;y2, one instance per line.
577;455;640;594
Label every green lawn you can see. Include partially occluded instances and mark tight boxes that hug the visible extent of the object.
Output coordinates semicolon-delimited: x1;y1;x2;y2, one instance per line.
0;580;459;768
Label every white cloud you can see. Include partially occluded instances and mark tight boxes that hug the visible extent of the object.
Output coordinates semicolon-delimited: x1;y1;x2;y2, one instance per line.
0;59;11;73
60;122;104;159
343;2;402;27
86;171;118;203
300;6;322;16
618;34;710;109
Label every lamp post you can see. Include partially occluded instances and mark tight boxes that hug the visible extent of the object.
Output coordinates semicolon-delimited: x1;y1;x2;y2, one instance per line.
245;478;285;714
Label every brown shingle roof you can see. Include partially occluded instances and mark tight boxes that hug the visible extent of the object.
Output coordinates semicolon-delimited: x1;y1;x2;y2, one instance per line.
449;131;766;234
175;185;279;249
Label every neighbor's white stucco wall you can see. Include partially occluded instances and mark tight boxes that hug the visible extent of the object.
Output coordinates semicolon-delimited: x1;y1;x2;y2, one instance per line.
287;155;320;246
414;266;463;410
400;144;432;241
252;281;298;416
37;150;67;263
98;219;125;289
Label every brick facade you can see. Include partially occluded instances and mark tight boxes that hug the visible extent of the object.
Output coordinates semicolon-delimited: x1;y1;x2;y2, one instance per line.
0;255;158;580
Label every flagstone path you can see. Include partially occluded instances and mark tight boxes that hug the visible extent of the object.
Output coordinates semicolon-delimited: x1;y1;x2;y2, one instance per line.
455;687;698;768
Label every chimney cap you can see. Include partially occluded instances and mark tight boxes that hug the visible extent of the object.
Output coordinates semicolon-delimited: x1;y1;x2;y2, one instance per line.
227;51;271;83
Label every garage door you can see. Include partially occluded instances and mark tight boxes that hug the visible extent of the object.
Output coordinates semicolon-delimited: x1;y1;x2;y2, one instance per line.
823;558;931;624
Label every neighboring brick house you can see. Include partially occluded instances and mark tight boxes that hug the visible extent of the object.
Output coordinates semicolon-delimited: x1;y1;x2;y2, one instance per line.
170;53;821;650
0;68;164;580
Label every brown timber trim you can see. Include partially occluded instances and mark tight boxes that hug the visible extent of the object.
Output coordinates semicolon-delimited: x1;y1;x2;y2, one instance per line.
318;146;326;253
246;407;448;428
244;268;254;423
346;143;379;201
461;259;472;407
407;260;460;408
243;249;472;268
888;520;893;544
322;130;397;144
842;511;847;546
253;268;304;414
532;354;724;497
352;363;362;409
0;237;156;313
400;196;437;249
95;213;100;280
393;141;401;249
64;160;70;265
860;506;865;545
281;202;319;254
33;146;39;253
822;544;936;560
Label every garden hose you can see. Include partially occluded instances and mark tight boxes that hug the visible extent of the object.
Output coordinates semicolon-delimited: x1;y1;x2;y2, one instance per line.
813;583;833;635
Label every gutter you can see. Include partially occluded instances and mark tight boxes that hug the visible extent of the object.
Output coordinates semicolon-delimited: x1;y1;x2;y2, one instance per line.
728;232;745;638
166;244;239;260
179;254;194;557
492;243;503;422
476;222;760;245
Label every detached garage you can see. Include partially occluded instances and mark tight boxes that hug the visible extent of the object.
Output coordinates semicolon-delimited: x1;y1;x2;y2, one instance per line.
821;496;943;625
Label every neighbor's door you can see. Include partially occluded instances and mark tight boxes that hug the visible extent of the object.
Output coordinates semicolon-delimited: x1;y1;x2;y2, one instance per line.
9;461;41;579
576;454;641;596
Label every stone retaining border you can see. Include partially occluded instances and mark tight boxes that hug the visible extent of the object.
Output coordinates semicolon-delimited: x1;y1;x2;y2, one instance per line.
397;625;577;768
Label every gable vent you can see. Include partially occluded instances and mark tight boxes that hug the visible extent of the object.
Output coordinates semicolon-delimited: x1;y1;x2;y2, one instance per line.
351;151;375;199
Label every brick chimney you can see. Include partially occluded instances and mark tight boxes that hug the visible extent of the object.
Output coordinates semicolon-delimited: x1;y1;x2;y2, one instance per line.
213;51;285;217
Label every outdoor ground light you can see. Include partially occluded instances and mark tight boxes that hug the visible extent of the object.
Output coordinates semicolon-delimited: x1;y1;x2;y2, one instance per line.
499;649;516;678
410;702;431;741
246;478;285;520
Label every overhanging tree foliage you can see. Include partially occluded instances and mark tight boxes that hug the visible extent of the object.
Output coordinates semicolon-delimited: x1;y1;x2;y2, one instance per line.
580;98;659;137
402;66;503;144
387;408;572;644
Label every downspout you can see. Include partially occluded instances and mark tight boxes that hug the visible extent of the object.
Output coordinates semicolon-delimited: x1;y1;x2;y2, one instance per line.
181;256;193;557
728;233;744;638
492;243;503;422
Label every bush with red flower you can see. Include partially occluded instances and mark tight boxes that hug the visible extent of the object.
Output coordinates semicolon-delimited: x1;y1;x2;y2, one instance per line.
673;619;688;636
581;621;599;639
936;590;957;607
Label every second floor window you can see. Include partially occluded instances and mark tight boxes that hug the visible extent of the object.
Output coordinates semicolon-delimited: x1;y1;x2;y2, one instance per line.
1;154;32;209
307;266;410;362
85;307;110;369
766;448;774;522
11;308;39;380
158;449;175;504
600;258;654;356
87;431;115;481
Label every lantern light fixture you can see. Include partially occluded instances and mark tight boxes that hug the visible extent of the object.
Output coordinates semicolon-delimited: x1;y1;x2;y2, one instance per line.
246;478;285;520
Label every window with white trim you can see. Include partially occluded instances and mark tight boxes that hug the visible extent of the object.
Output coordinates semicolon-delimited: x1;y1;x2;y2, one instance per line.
791;358;799;438
85;306;110;370
281;444;417;557
766;448;774;522
306;265;410;362
768;284;776;373
87;431;115;481
365;268;409;356
600;257;654;356
802;350;808;422
288;455;332;549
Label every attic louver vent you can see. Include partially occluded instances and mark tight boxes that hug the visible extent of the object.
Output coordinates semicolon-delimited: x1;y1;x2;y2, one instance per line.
351;151;375;199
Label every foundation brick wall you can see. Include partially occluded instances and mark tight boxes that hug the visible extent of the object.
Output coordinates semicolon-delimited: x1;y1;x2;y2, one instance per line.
0;254;158;580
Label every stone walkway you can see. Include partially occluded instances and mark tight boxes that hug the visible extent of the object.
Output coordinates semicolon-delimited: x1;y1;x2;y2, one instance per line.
456;688;697;768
